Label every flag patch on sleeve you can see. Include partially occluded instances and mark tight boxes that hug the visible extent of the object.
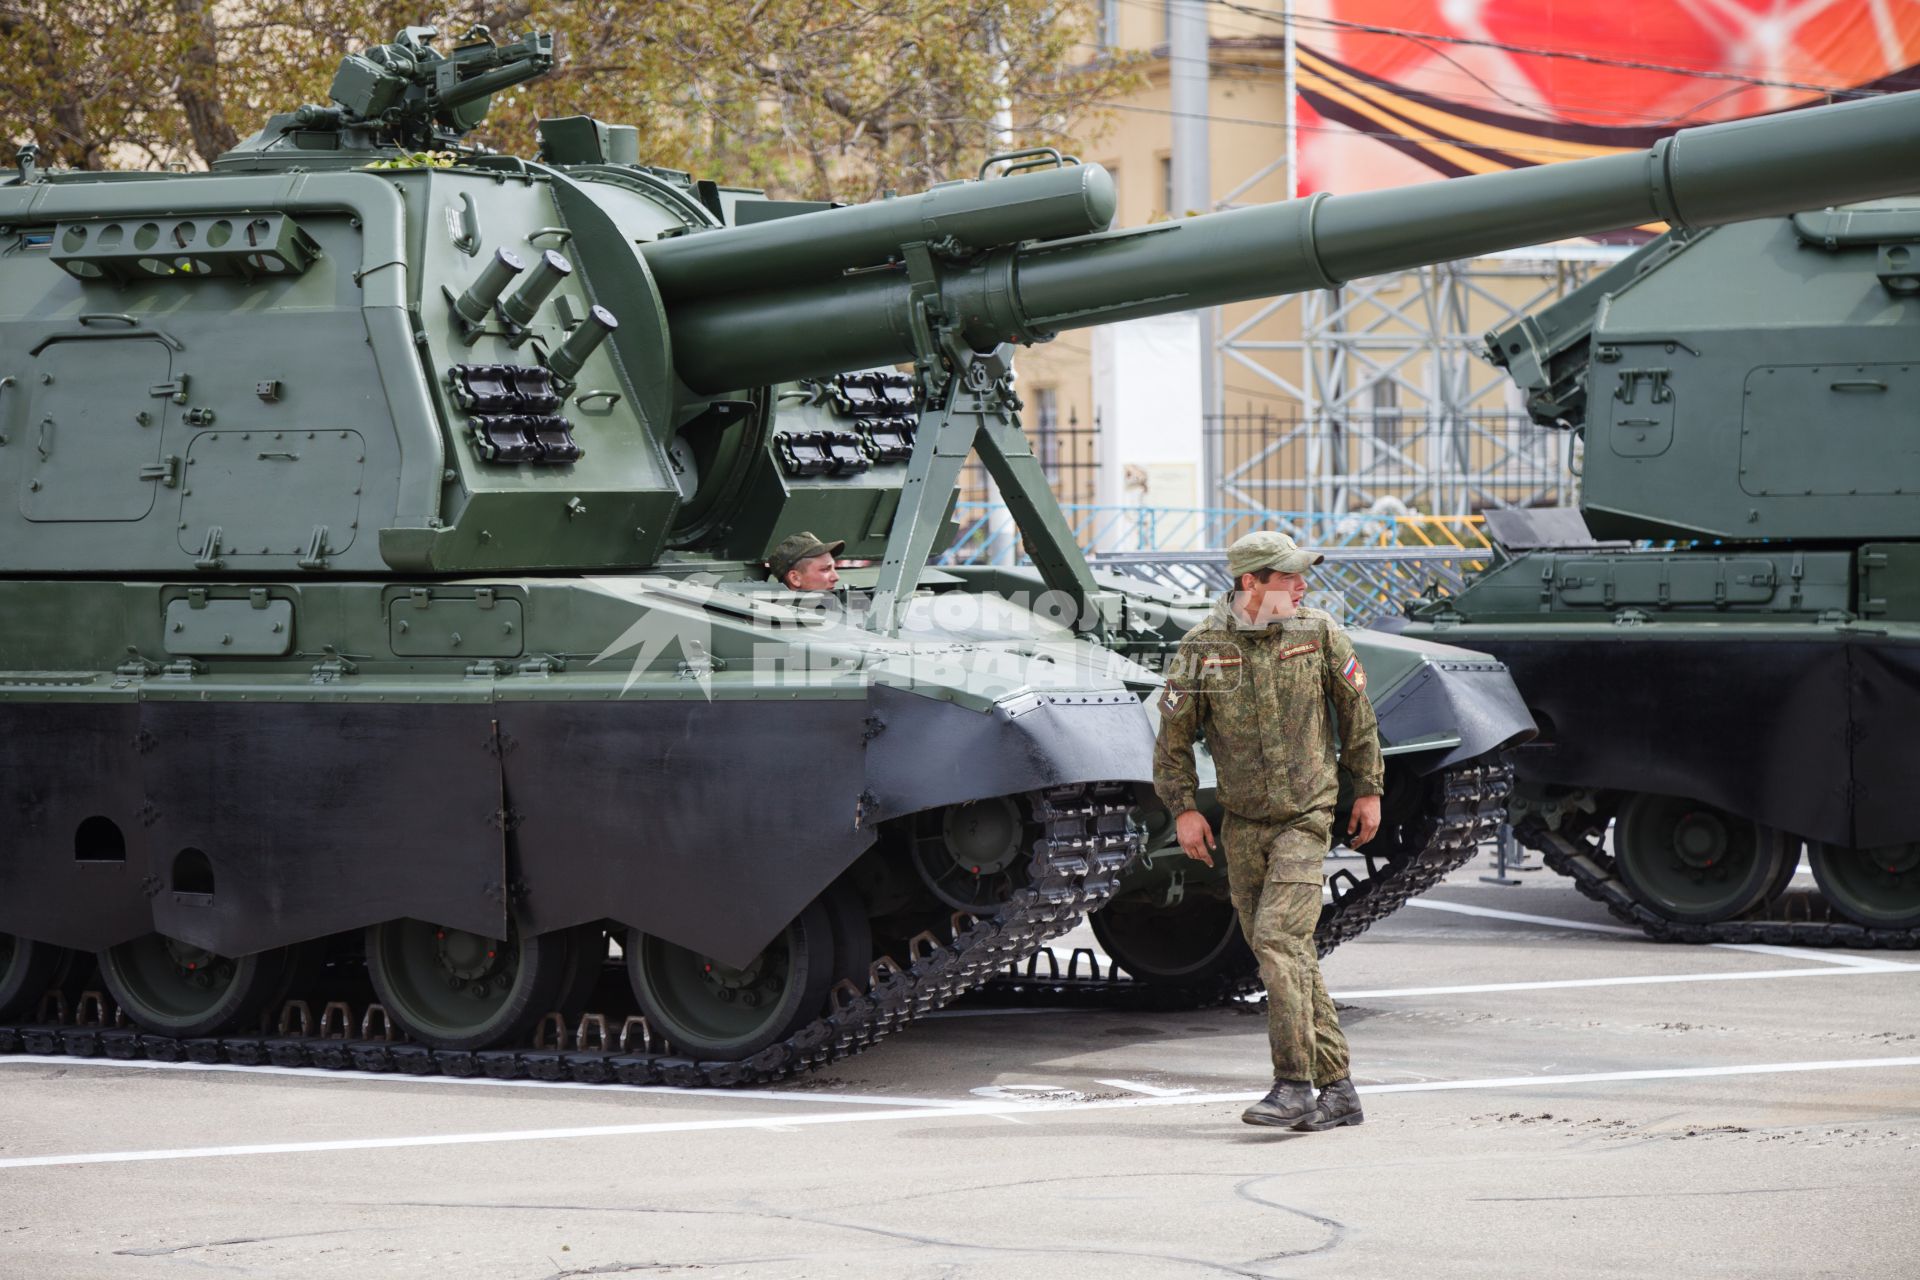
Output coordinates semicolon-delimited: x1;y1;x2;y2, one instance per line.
1340;654;1367;692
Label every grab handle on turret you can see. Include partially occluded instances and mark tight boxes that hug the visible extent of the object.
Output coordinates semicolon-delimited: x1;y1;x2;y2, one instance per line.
978;147;1078;180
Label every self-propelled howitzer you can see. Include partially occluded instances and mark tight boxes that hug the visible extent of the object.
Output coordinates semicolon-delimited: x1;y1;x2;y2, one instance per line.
1402;197;1920;944
1;25;1917;1084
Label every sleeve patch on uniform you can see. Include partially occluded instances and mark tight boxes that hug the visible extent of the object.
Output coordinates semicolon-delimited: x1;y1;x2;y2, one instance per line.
1341;654;1367;691
1279;641;1320;661
1163;686;1186;710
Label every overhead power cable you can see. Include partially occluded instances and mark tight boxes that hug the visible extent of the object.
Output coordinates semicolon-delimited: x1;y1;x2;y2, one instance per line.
1108;0;1888;101
1195;0;1891;100
1072;38;1813;130
1085;99;1618;165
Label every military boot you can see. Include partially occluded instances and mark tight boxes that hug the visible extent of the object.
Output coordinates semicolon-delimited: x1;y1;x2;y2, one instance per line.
1241;1079;1316;1127
1291;1078;1364;1131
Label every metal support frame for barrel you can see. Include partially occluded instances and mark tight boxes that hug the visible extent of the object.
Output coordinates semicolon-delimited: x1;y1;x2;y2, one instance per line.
868;241;1118;637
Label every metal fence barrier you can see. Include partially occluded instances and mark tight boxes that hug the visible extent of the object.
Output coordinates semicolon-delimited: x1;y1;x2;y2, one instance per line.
1087;546;1489;627
940;504;1493;627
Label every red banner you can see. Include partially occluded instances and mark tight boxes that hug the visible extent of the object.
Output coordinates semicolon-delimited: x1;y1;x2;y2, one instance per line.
1294;0;1920;222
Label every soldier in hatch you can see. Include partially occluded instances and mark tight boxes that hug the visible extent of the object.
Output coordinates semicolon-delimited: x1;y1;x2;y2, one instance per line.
767;532;845;592
1152;531;1383;1132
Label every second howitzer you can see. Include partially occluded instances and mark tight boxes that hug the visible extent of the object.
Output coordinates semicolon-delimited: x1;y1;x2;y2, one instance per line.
1405;197;1920;944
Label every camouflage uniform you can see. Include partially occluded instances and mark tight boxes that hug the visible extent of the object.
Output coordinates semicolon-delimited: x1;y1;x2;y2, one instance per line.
1152;594;1384;1085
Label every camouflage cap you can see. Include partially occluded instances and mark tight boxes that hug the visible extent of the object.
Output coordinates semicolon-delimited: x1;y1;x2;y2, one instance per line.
1225;530;1324;578
768;531;846;581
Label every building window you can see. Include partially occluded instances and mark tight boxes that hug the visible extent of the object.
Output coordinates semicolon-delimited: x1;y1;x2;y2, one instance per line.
1159;155;1173;216
1033;386;1059;475
1162;0;1173;43
1371;380;1403;446
1099;0;1120;47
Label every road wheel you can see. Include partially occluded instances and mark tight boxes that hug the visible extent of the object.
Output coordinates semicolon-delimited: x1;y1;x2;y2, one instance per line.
909;796;1033;911
1090;890;1254;1003
1809;841;1920;929
0;935;82;1022
366;918;573;1051
1613;792;1790;924
99;935;287;1038
626;899;834;1059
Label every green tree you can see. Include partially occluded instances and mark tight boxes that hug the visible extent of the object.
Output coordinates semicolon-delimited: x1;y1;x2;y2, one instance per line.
0;2;1137;198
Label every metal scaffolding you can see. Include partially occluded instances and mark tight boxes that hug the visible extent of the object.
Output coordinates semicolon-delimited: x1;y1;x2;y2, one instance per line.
1210;247;1623;519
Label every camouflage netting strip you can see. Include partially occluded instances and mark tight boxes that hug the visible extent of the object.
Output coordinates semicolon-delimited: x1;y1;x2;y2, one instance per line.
0;782;1142;1088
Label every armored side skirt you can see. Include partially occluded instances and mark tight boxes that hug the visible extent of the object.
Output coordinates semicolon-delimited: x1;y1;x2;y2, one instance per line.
1455;629;1920;849
1371;656;1536;771
0;684;1151;967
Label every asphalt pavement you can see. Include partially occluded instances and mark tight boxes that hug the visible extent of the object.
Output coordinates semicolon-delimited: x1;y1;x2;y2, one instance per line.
2;855;1915;1279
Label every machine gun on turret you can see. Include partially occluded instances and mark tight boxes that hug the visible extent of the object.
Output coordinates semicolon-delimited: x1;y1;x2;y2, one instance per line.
275;25;554;152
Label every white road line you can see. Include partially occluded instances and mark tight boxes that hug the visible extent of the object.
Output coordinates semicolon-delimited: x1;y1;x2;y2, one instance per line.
926;1005;1104;1019
0;1056;978;1108
1331;963;1913;1001
1357;1055;1920;1095
1096;1078;1196;1097
3;1055;1916;1171
1408;897;1912;969
1714;943;1908;969
1405;898;1640;935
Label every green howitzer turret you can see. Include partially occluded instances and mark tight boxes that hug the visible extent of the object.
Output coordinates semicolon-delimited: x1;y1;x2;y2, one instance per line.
3;26;1920;1083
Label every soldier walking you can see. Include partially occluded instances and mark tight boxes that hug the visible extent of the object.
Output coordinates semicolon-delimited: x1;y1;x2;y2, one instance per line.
1152;531;1383;1131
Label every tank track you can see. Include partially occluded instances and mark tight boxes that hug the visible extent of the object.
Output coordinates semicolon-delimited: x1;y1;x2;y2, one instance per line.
0;782;1141;1088
1516;803;1920;949
971;759;1514;1009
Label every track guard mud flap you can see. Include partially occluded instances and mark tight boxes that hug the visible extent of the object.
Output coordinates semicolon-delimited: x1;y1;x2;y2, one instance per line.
503;685;1152;969
1371;658;1536;774
0;701;508;955
862;683;1154;822
1489;637;1871;846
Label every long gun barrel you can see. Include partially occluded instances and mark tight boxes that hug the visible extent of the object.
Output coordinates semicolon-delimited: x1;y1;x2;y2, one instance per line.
658;88;1920;394
644;163;1117;297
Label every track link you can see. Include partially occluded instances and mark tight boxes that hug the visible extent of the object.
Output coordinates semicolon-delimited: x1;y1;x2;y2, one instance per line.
1516;803;1920;949
0;782;1142;1088
972;759;1514;1009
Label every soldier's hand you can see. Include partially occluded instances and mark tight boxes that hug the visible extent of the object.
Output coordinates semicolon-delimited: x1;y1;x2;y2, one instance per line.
1348;794;1382;847
1175;809;1216;867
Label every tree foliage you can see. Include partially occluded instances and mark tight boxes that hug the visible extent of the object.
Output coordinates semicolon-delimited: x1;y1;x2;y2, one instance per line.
0;1;1137;198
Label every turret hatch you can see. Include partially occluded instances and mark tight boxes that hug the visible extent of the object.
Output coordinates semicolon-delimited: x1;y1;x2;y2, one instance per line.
19;339;172;523
1741;363;1920;498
